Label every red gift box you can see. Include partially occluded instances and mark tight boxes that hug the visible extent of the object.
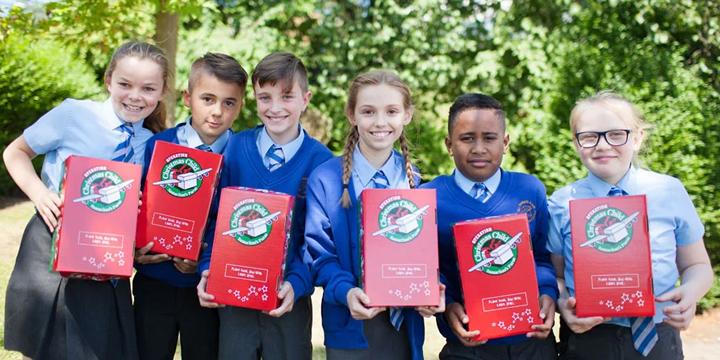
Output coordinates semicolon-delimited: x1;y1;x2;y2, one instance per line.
51;155;141;280
453;214;541;341
136;141;223;260
360;189;439;307
206;187;294;310
570;195;654;317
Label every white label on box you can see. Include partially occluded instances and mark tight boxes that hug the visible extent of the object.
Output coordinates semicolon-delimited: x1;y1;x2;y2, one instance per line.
481;292;529;312
381;263;427;278
151;212;195;233
224;264;269;283
591;273;640;289
77;231;124;249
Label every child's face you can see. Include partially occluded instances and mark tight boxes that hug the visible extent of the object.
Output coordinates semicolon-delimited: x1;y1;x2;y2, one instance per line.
350;84;412;163
106;56;164;123
184;72;244;145
573;104;642;184
445;108;509;183
254;79;310;144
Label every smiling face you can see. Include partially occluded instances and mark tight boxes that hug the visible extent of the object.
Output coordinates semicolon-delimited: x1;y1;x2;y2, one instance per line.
349;84;412;167
253;79;310;145
573;103;643;184
184;71;244;145
446;108;509;182
105;56;164;123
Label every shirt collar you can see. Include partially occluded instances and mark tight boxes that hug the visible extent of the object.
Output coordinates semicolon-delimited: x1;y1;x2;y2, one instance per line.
257;124;305;159
586;165;637;196
178;116;230;153
453;167;502;196
102;98;146;132
352;145;403;188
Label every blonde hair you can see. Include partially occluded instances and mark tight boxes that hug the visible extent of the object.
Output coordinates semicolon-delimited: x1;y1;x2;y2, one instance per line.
570;91;652;135
104;41;171;133
340;70;416;208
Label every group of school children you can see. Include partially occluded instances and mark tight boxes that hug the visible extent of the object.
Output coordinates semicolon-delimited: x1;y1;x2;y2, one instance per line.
2;40;713;360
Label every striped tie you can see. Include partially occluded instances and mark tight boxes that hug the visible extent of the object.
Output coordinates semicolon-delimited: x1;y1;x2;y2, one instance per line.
196;144;212;152
470;182;490;202
608;186;658;356
371;170;403;330
112;122;135;163
266;144;285;171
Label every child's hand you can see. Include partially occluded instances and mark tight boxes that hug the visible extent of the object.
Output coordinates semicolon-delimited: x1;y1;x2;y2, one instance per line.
172;257;197;274
134;242;171;264
31;188;62;231
197;270;224;308
266;281;295;317
657;286;696;330
527;294;555;339
415;283;446;317
557;296;608;334
137;190;143;213
445;302;486;346
346;287;385;320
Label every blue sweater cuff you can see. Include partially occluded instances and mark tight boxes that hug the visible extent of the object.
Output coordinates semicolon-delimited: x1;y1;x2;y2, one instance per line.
287;274;310;301
334;281;355;306
540;285;559;302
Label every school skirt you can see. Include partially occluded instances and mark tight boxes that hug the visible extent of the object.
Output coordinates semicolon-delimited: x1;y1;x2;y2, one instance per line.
4;214;139;360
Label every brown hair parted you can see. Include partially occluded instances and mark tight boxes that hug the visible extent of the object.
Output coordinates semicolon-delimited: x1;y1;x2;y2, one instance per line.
189;52;248;93
340;70;416;208
104;41;172;134
251;52;309;93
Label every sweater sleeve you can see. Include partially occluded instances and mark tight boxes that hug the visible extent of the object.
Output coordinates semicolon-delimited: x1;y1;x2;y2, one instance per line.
197;151;231;274
304;172;356;306
284;189;314;300
533;189;559;301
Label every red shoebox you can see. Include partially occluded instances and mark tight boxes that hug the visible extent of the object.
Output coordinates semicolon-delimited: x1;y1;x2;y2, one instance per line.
360;189;439;307
51;155;141;280
570;195;654;317
453;214;541;341
136;141;223;260
206;187;294;310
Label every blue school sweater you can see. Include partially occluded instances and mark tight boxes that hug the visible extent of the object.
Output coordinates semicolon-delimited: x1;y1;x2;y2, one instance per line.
421;171;558;346
198;126;333;300
136;124;205;288
305;157;426;360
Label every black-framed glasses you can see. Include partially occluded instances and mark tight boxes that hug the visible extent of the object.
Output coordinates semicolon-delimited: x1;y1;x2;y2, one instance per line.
575;129;631;148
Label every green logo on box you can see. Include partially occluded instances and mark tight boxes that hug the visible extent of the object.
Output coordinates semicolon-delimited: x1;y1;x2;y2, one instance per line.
470;230;519;275
584;207;636;253
228;202;277;246
374;198;425;243
77;170;127;213
158;157;204;198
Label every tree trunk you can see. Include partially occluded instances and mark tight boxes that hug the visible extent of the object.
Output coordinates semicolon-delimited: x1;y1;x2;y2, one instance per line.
154;0;179;127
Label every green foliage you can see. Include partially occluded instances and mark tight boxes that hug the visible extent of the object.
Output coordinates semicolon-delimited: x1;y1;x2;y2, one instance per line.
0;34;102;195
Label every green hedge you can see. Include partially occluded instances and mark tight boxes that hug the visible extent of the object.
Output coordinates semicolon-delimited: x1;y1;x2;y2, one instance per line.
0;35;102;195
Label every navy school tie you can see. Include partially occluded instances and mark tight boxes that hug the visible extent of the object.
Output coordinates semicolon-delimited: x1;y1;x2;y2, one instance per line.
470;182;490;202
112;123;135;163
608;186;658;356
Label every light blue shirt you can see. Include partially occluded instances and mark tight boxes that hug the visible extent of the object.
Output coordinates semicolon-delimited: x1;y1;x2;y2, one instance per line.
176;116;230;153
547;166;704;325
453;167;502;200
351;146;410;199
256;125;305;168
24;98;153;192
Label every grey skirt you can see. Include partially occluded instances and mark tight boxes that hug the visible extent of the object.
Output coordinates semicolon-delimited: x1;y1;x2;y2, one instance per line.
4;214;138;360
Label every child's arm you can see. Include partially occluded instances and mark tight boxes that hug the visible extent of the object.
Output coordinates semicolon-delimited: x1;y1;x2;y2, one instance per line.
303;174;358;306
3;136;61;230
656;240;713;330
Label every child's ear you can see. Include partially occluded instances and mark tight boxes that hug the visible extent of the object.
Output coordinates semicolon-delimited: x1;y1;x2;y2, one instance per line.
444;136;453;156
104;75;112;93
182;90;192;108
302;90;312;110
502;133;510;153
632;128;645;152
402;106;414;126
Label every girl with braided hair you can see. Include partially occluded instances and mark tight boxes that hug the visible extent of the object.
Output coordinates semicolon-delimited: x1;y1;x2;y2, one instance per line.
305;70;443;360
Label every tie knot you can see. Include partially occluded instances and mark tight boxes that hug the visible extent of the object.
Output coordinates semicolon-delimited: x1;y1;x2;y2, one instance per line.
196;144;212;152
266;144;285;171
471;182;490;201
608;187;627;197
118;122;134;136
372;171;389;189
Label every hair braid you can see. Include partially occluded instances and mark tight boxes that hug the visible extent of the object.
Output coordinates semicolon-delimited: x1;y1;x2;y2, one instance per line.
399;130;416;189
340;126;359;208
